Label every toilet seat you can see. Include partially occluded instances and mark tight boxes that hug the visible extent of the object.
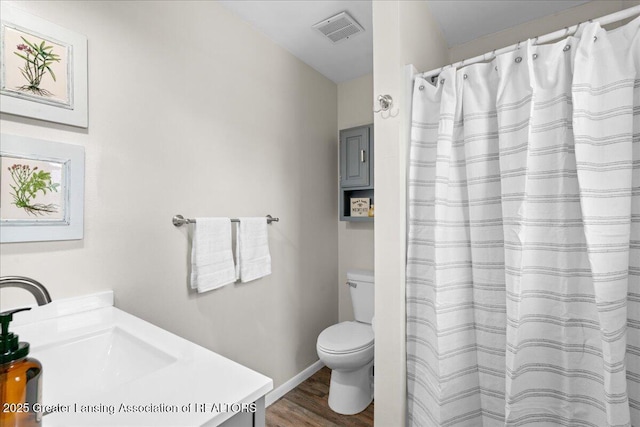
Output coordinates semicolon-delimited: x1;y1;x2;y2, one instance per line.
317;321;373;354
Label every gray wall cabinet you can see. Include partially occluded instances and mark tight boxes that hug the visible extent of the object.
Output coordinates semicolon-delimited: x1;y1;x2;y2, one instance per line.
339;124;374;221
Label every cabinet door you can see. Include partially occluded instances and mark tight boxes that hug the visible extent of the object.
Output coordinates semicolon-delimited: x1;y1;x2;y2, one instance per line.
340;126;370;188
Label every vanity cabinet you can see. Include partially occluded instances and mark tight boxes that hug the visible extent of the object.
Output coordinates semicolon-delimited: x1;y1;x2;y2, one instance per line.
216;397;265;427
12;291;273;427
339;124;374;221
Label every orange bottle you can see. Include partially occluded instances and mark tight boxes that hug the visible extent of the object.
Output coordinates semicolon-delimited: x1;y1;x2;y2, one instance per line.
0;308;42;427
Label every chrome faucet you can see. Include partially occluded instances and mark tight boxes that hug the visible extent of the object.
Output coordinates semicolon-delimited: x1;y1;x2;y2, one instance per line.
0;276;52;306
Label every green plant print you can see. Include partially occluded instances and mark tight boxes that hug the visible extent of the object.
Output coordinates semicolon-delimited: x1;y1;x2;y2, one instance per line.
7;164;60;216
13;36;61;97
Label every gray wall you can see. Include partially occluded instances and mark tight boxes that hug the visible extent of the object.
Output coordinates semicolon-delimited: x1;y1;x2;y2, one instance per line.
372;2;450;425
0;0;338;390
337;73;375;322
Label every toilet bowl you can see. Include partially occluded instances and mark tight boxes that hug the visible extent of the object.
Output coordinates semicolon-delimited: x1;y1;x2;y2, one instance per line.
316;270;374;415
317;321;374;414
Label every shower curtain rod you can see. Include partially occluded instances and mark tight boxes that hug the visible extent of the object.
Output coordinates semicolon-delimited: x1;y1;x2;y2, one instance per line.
416;5;640;81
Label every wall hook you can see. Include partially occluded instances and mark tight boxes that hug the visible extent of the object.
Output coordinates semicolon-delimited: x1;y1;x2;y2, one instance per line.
373;94;399;118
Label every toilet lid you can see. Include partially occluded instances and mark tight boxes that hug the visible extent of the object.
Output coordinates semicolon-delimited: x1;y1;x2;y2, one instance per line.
317;321;374;354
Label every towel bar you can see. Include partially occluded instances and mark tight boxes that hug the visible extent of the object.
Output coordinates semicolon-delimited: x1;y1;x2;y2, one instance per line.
172;214;279;227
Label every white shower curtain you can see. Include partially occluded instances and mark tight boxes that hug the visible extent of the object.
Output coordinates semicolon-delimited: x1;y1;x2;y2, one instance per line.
407;17;639;427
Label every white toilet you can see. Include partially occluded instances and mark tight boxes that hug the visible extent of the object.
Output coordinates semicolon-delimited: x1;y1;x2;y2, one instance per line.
317;270;374;415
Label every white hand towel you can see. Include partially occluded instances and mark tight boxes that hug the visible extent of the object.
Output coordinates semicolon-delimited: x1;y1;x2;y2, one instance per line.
236;217;272;283
191;218;236;293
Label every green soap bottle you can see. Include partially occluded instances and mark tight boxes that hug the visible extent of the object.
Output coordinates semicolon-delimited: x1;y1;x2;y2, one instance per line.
0;308;42;427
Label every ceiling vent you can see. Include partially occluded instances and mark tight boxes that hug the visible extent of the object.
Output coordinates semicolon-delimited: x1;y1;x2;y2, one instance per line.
312;11;364;44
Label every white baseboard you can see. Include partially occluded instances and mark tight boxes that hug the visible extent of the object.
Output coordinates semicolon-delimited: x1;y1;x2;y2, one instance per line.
265;360;324;407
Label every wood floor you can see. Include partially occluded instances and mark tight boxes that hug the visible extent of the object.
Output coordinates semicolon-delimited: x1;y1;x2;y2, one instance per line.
266;367;374;427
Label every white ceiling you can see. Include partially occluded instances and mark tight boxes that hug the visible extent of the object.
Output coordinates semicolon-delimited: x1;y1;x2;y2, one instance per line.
219;1;590;83
219;1;372;83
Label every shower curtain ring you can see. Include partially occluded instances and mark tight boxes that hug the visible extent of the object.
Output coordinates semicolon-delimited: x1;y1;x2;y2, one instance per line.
576;21;588;34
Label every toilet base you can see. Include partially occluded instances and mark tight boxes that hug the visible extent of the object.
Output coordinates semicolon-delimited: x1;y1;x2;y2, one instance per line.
327;360;374;415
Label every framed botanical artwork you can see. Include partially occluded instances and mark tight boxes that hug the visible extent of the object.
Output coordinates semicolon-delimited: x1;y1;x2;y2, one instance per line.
0;3;88;127
0;134;85;243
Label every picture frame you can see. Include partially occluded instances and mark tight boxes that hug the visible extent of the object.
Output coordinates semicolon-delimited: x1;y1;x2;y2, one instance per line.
0;134;85;243
350;197;370;217
0;3;88;128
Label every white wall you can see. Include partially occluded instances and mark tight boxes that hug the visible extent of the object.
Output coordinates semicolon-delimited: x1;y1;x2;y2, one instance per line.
372;2;449;425
337;73;374;322
450;0;640;62
0;0;338;390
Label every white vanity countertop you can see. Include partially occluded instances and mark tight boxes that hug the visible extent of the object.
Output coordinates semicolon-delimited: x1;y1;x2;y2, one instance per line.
10;291;273;427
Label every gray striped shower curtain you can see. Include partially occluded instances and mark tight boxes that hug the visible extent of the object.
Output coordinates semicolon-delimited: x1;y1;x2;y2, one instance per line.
407;18;639;427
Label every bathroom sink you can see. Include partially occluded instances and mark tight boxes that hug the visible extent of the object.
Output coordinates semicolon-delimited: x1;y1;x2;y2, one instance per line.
32;327;176;405
9;291;273;426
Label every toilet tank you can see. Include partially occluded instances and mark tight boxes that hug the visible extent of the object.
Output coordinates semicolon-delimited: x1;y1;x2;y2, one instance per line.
347;270;374;324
